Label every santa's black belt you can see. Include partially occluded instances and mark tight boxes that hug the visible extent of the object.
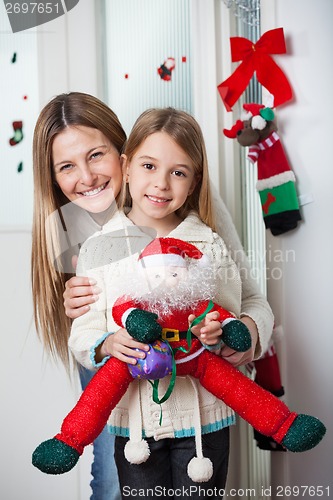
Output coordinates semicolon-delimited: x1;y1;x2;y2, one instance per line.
161;328;192;342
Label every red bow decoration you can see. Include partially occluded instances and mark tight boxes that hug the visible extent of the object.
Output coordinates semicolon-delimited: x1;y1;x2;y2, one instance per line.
217;28;293;111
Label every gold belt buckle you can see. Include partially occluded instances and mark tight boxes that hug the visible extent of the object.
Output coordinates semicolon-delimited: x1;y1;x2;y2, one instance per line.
161;328;180;342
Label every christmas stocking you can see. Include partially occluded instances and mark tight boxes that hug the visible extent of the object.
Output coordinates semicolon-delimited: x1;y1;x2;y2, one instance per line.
9;121;23;146
250;131;302;236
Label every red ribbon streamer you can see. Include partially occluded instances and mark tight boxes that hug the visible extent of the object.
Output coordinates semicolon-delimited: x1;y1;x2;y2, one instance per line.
217;28;293;111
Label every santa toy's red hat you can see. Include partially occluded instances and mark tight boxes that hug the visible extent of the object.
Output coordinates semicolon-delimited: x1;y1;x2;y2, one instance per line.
241;103;275;131
138;237;209;269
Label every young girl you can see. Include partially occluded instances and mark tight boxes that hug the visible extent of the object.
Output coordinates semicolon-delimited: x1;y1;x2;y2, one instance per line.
35;108;277;498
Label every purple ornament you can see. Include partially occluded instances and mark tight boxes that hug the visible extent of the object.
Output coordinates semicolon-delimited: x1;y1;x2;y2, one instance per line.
128;339;173;380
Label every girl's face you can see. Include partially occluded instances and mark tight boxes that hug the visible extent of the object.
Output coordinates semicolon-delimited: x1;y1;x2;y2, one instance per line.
52;125;123;213
124;132;197;235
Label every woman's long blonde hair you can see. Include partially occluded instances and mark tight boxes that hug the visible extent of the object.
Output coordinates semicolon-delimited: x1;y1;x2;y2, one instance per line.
32;92;126;370
122;107;216;231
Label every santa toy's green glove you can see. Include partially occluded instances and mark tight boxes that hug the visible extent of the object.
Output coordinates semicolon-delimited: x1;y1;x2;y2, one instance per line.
126;309;162;342
221;319;251;352
127;307;251;352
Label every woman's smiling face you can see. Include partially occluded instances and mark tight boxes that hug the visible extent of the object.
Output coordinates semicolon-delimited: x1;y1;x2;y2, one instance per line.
52;125;123;213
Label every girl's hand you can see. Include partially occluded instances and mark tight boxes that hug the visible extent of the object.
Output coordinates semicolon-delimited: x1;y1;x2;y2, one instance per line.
97;328;150;365
220;316;258;367
63;276;101;319
189;311;222;346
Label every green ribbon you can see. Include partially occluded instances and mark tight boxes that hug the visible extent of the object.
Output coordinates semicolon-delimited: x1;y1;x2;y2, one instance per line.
149;342;176;424
176;299;215;355
149;300;215;424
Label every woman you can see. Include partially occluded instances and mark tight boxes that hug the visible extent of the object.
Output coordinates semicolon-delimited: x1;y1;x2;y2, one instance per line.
32;92;126;500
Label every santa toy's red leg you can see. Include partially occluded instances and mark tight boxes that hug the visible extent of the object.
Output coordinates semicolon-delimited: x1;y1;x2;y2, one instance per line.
178;350;325;452
32;357;133;474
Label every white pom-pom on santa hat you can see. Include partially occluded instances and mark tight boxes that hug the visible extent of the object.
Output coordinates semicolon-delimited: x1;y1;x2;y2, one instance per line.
138;237;210;269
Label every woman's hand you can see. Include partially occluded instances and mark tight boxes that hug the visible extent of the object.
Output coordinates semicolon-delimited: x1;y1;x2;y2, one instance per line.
220;316;258;367
96;328;150;365
63;276;101;319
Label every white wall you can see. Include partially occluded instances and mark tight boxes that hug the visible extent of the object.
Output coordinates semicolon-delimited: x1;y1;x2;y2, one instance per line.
0;232;81;500
37;0;100;107
262;1;333;496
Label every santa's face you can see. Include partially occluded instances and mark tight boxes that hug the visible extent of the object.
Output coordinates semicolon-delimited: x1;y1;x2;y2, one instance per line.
123;257;215;317
142;265;188;291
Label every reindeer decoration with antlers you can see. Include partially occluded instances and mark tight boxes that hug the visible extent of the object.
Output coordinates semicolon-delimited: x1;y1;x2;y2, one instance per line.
224;103;301;236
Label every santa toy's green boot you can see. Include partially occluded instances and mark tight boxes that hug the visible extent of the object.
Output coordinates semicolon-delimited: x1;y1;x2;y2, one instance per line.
273;413;326;452
32;438;80;474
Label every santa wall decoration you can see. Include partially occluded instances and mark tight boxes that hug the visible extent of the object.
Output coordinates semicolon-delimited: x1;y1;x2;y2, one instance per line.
157;57;176;81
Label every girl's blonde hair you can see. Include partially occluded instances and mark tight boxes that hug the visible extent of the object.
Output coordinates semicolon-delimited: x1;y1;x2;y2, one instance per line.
32;92;126;370
122;107;216;231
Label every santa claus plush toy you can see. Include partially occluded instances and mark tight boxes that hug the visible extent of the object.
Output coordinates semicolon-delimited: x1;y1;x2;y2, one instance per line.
224;103;302;236
32;238;325;480
157;57;176;81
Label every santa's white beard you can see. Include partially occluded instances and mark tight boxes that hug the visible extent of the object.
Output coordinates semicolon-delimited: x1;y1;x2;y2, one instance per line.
120;262;216;318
